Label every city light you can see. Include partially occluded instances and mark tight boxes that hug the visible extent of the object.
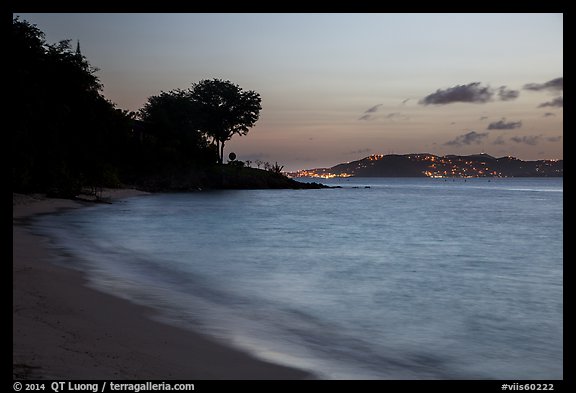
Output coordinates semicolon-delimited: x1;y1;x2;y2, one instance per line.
288;153;560;179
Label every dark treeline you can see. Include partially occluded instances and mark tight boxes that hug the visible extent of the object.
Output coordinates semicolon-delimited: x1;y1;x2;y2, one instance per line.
12;18;320;196
13;17;134;196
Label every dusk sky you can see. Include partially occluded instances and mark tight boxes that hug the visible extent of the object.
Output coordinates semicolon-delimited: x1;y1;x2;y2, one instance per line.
16;13;563;171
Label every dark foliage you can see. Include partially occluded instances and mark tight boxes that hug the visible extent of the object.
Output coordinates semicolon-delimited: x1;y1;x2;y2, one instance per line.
189;79;261;164
12;18;305;194
137;89;218;171
12;17;133;196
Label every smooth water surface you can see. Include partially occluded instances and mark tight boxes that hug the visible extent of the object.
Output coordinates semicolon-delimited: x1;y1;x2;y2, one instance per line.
33;178;563;379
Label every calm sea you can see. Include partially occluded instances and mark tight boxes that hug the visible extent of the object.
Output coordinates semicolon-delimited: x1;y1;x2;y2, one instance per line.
33;177;563;379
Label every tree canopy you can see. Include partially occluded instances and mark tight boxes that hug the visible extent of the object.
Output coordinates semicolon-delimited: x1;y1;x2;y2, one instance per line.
189;79;261;164
138;89;217;167
139;79;262;165
12;17;132;196
12;17;303;194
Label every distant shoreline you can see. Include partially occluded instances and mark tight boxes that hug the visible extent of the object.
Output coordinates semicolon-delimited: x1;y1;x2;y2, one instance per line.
289;153;563;179
13;190;313;380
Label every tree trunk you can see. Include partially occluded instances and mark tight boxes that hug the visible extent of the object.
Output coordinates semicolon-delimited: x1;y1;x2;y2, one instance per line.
220;140;225;165
215;139;222;164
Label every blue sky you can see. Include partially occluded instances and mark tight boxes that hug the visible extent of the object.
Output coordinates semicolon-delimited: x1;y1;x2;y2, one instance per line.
16;13;563;171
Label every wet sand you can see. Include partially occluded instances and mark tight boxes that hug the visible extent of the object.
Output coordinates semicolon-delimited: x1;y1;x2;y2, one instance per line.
13;191;312;380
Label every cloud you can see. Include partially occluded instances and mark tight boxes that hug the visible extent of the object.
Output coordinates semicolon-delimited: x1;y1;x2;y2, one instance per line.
420;82;493;105
492;135;506;145
358;105;410;121
384;112;410;121
487;118;522;130
538;96;563;108
358;104;383;120
523;77;563;92
444;131;489;147
510;135;541;145
419;82;519;105
546;136;562;142
523;77;563;108
508;135;561;145
497;86;520;101
364;104;383;113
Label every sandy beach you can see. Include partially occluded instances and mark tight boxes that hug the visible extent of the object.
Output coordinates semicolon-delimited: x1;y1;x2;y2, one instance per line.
13;190;312;380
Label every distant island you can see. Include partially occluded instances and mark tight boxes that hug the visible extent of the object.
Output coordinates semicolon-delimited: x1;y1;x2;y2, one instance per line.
289;153;563;178
12;18;562;196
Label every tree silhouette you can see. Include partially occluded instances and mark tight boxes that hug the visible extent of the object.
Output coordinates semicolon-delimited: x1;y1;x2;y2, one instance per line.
12;17;132;196
12;17;322;193
189;79;261;164
138;89;216;168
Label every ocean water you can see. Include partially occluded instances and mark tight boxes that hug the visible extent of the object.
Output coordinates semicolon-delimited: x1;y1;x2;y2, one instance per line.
32;177;563;379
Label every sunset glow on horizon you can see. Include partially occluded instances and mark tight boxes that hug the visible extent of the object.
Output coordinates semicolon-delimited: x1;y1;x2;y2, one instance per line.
16;13;563;171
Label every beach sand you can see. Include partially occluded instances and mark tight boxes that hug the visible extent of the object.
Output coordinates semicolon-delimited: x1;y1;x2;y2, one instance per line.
13;190;312;380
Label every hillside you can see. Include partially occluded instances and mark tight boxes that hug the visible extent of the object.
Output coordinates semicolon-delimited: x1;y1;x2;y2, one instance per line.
127;165;328;191
290;153;563;178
